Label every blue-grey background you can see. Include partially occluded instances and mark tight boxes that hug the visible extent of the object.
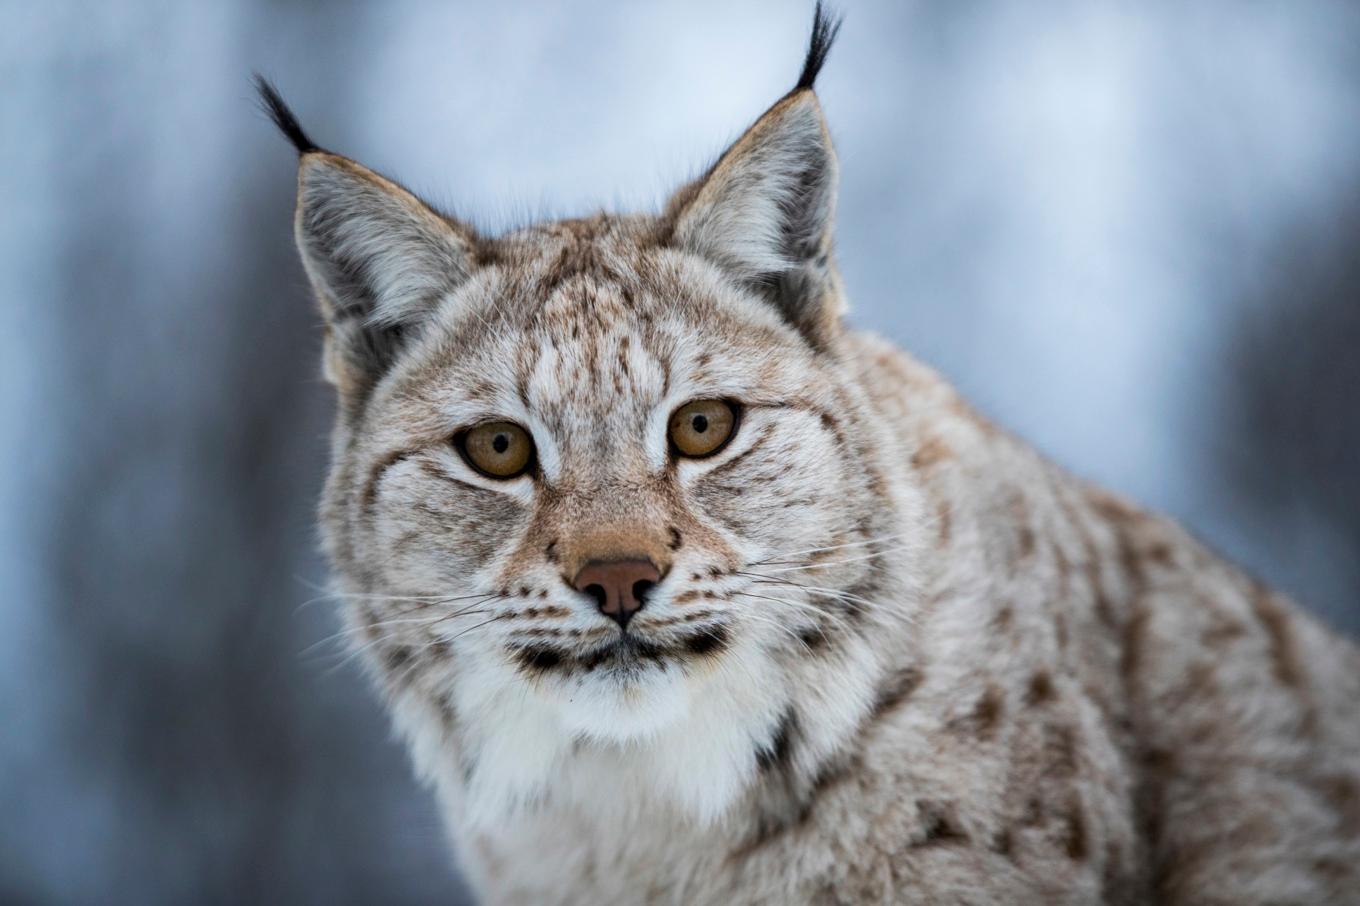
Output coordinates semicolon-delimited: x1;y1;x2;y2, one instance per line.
3;1;1358;903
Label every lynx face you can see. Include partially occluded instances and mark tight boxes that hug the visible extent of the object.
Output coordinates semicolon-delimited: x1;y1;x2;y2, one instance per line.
262;12;920;822
348;228;896;746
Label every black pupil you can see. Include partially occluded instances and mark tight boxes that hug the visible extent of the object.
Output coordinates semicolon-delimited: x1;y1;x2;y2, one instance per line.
691;414;709;434
492;433;510;454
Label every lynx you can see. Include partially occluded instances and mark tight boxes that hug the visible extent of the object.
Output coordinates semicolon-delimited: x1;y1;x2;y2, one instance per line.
262;8;1359;903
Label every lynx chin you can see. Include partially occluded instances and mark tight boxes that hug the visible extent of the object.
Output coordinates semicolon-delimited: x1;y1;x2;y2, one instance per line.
261;7;1359;904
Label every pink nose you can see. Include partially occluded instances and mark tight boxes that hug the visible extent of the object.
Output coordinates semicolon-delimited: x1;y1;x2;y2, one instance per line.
572;559;661;630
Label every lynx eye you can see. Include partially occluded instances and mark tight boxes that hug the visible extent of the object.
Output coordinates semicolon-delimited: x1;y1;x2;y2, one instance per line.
668;399;739;458
457;421;534;479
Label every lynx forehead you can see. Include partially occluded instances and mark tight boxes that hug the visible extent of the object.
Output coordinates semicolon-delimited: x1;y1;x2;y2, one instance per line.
264;6;1360;904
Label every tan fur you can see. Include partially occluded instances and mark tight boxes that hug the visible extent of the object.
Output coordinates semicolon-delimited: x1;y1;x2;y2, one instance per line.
279;35;1360;906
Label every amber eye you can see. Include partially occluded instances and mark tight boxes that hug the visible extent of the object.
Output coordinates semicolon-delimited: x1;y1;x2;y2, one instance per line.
458;421;534;479
668;399;739;458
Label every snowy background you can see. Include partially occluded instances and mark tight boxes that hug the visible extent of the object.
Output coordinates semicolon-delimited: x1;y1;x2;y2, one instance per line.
3;1;1358;902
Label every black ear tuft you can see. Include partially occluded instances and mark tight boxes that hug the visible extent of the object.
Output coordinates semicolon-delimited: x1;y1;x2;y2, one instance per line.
794;2;843;92
253;74;320;154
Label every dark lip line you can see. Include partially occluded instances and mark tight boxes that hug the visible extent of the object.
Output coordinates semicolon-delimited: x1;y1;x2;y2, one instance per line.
510;622;732;673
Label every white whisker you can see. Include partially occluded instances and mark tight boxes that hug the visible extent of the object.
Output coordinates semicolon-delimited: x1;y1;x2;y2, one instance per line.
729;590;850;628
745;543;913;575
741;576;878;611
446;614;506;642
726;603;820;651
749;531;913;566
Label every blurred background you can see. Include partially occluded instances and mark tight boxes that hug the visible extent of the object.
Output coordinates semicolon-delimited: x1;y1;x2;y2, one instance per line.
3;1;1358;902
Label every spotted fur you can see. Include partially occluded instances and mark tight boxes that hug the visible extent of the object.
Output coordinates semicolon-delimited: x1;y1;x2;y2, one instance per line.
267;7;1360;904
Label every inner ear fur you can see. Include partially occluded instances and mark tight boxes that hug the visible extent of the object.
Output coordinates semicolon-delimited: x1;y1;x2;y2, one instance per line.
665;90;844;349
293;152;477;401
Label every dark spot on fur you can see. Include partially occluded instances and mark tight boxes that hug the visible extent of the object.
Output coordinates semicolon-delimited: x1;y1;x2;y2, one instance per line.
935;499;952;545
1313;775;1360;837
1201;614;1247;647
1094;591;1117;629
544;539;559;563
798;625;830;651
799;756;860;823
670;589;709;606
385;646;413;673
756;708;798;773
950;685;1003;740
1180;660;1217;703
630;637;668;663
836;575;882;624
515;646;564;673
1063;796;1089;861
732;752;865;861
438;695;458;733
1120;605;1150;681
684;624;729;657
911;436;953;470
915;800;969;847
1249;582;1302;690
1021;794;1044;827
1112;522;1147;593
1044;724;1079;777
1313;856;1353;882
578;646;609;672
1132;748;1174;858
869;666;923;723
1146;542;1174;565
1026;670;1056;706
668;526;683;551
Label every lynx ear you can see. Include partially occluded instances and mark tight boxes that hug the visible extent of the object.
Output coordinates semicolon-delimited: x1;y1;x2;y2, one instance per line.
666;6;844;347
294;154;475;392
257;78;475;401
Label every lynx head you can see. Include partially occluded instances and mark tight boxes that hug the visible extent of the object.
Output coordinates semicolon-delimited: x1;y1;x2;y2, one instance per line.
266;7;923;824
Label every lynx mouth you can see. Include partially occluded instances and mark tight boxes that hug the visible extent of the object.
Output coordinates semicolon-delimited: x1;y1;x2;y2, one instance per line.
510;624;731;679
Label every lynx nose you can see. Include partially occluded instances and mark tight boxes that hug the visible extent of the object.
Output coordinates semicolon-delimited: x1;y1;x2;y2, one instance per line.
572;559;661;630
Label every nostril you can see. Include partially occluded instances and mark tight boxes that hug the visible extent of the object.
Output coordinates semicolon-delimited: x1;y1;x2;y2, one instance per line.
632;580;656;604
572;558;663;628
